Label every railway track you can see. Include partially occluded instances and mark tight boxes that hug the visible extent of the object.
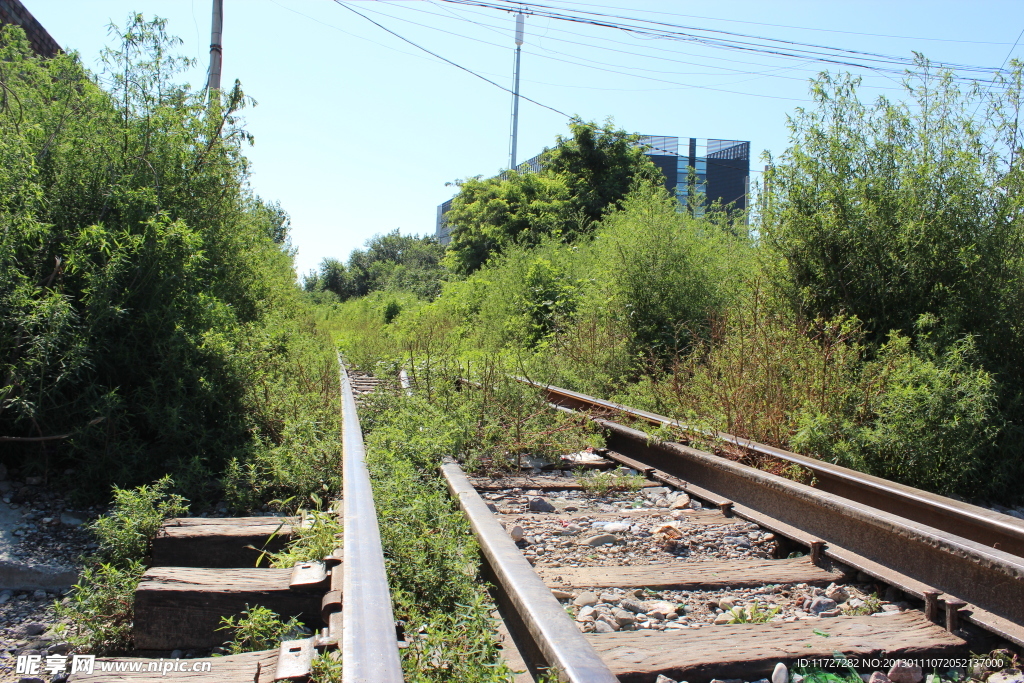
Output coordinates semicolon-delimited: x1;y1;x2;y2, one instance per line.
441;378;1024;682
54;370;1022;682
64;363;400;682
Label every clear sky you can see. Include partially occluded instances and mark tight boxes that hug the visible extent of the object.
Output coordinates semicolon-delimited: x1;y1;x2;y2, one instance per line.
23;0;1024;279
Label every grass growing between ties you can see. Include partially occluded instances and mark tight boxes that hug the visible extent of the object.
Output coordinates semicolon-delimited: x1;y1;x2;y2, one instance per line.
55;477;188;654
218;605;305;655
349;372;599;682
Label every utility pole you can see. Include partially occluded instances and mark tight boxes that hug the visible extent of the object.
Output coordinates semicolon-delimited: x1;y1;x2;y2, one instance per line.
207;0;223;92
509;11;524;170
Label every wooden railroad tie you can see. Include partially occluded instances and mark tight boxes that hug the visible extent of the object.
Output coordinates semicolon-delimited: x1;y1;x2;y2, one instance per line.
152;516;295;568
133;560;337;651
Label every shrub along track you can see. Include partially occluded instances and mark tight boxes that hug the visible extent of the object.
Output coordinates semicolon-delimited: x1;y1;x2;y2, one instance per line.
58;372;1024;683
439;379;1024;682
64;361;401;683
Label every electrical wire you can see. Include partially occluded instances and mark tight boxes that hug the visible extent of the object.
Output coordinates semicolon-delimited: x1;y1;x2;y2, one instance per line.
333;1;572;117
436;0;1007;80
529;0;1016;46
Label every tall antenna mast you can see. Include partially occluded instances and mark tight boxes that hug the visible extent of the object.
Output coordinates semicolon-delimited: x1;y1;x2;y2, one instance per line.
509;11;524;170
207;0;224;92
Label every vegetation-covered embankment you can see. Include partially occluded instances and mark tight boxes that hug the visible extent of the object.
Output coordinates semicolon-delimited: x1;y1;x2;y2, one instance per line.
318;60;1024;506
1;19;340;507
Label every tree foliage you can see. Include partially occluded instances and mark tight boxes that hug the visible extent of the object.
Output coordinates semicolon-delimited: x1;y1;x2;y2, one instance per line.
304;229;446;302
0;19;339;500
443;118;664;274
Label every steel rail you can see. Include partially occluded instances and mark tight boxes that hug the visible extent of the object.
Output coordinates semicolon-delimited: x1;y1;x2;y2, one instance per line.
441;459;619;683
340;358;404;683
517;378;1024;558
515;379;1024;646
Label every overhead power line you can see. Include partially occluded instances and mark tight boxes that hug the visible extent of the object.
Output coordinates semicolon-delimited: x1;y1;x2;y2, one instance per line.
334;1;571;117
435;0;1010;82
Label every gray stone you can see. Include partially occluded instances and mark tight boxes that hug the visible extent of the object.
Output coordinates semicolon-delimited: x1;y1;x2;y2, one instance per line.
646;601;677;620
594;620;616;633
15;623;44;638
170;650;184;659
825;585;850;603
18;678;46;683
620;598;645;613
887;662;923;683
47;642;70;655
508;525;525;542
573;591;599;607
551;589;573;600
612;608;635;626
602;522;630;533
529;497;556;513
869;673;891;683
599;592;618;604
670;494;691;510
596;615;620;631
773;662;789;683
31;590;46;601
644;487;669;499
655;676;678;683
807;596;838;614
987;670;1024;683
59;513;84;527
576;606;596;622
582;533;619;547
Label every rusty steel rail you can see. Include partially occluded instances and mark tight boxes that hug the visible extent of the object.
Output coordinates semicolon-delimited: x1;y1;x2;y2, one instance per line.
441;459;619;683
340;359;404;683
519;378;1024;558
505;378;1024;647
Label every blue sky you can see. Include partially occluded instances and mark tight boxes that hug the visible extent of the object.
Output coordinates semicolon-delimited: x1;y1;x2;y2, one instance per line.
24;1;1024;278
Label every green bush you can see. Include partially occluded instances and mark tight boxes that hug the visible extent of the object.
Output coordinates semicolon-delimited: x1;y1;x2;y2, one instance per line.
56;477;188;654
90;475;188;566
792;326;999;497
218;605;305;655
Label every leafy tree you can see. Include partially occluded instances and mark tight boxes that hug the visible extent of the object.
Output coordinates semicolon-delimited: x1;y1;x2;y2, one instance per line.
443;119;664;274
762;64;1024;370
443;171;572;275
0;18;340;500
306;230;446;300
543;117;664;225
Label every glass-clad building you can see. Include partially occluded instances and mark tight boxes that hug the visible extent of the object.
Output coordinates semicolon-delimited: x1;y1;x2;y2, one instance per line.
436;135;750;245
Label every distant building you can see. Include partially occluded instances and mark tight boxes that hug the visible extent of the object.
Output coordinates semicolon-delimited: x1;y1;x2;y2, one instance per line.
436;135;750;245
0;0;61;57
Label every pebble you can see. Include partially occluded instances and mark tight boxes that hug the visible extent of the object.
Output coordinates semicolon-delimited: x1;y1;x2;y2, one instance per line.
594;621;616;633
551;589;573;600
15;623;45;638
807;596;837;614
869;673;892;683
887;662;923;683
987;671;1024;683
581;533;619;547
656;676;678;683
509;525;525;542
529;497;556;513
825;585;850;603
59;512;84;527
31;590;46;601
670;494;691;510
773;662;789;683
573;591;599;607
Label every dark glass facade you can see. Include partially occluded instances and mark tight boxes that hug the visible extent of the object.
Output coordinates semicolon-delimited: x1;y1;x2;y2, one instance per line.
437;134;750;244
